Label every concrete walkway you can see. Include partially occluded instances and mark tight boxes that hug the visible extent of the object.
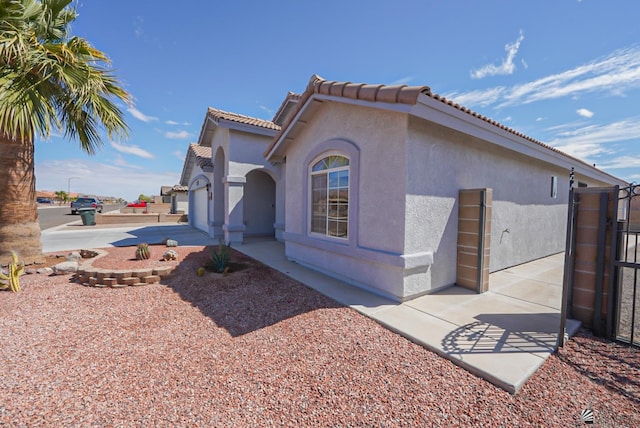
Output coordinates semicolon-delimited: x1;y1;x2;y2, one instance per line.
42;223;578;394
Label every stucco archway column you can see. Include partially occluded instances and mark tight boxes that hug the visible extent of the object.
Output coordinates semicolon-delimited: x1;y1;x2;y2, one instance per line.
222;176;246;244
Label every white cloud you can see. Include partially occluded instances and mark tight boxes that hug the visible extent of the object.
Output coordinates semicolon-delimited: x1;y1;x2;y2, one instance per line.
164;130;192;140
548;118;640;160
134;16;144;38
128;106;158;123
110;141;155;159
471;30;525;79
391;76;414;85
598;156;640;169
173;150;185;160
444;86;506;107
113;154;144;169
165;120;191;126
576;108;594;118
258;105;274;117
450;46;640;109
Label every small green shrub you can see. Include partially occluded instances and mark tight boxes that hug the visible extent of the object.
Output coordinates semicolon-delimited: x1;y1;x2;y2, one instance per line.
208;240;231;273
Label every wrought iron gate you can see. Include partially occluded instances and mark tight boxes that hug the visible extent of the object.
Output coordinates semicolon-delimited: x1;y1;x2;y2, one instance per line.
610;183;640;346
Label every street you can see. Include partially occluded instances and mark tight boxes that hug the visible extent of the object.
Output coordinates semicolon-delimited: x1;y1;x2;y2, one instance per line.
37;204;124;230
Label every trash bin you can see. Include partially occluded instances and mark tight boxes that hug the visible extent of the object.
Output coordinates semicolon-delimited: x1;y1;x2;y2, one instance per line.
79;208;96;226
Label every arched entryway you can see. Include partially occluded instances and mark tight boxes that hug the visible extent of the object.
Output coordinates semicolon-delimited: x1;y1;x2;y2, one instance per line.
244;169;276;237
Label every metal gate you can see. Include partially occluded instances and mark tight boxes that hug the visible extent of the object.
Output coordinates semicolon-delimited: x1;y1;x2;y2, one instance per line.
561;183;640;347
611;183;640;346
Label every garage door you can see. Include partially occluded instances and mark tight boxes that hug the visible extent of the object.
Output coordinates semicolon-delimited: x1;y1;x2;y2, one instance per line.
191;187;208;233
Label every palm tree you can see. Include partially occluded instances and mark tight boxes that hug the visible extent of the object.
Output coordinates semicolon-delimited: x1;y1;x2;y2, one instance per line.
0;0;130;264
54;190;68;204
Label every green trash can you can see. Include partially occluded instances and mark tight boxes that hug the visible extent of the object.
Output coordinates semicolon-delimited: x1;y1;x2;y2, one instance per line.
79;208;96;226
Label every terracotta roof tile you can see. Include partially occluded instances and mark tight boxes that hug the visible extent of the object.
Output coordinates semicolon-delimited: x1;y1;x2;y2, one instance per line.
189;143;212;168
266;75;621;182
266;75;430;155
207;107;280;131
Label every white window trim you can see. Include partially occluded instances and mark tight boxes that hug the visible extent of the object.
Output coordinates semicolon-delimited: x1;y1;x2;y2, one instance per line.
308;152;350;241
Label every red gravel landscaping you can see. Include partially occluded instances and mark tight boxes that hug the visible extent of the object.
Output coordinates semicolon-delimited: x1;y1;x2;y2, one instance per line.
1;246;639;426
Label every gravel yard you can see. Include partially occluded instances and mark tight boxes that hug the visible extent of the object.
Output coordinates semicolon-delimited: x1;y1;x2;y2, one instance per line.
1;246;639;427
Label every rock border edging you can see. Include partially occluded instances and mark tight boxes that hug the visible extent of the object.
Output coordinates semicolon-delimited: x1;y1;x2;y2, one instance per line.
74;249;176;288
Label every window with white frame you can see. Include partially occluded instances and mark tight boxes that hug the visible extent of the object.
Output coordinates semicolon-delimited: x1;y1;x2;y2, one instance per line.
310;155;349;238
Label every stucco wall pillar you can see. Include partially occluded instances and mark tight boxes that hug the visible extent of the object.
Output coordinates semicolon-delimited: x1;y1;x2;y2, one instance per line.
223;176;246;244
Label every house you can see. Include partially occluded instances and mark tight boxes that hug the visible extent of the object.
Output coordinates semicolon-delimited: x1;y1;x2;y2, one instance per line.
178;106;287;242
183;75;625;302
160;185;188;214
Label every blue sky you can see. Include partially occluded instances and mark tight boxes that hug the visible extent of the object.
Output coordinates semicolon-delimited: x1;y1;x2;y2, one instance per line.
35;0;640;201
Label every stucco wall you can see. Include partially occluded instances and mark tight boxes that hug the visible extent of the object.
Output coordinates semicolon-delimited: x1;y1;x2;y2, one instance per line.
280;100;620;300
405;117;616;289
284;102;408;253
282;102;414;300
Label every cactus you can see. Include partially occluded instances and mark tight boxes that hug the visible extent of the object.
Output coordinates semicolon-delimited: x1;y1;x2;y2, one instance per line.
208;240;231;273
0;251;25;293
197;267;206;277
165;239;178;247
135;243;150;260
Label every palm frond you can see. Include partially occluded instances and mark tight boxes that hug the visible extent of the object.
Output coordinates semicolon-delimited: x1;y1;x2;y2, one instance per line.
0;0;130;151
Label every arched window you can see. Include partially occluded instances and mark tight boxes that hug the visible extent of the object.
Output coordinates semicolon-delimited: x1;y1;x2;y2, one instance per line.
310;155;349;238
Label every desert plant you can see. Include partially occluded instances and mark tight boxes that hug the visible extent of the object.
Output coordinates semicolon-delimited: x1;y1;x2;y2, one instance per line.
209;240;231;273
0;251;25;292
135;243;150;260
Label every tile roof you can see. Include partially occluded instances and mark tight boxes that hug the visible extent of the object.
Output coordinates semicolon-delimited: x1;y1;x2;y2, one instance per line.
171;185;188;192
267;75;622;182
272;92;301;126
190;143;212;168
207;107;280;131
267;75;431;155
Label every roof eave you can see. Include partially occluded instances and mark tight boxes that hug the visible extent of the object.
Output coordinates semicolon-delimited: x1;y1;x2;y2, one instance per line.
218;118;279;137
265;93;411;160
411;94;627;186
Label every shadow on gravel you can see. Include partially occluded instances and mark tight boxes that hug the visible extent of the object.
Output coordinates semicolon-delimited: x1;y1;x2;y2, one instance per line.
556;329;640;405
162;247;342;337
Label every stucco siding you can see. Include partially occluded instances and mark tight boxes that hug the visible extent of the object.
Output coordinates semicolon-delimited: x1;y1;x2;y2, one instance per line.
282;102;415;300
404;117;612;290
284;102;408;254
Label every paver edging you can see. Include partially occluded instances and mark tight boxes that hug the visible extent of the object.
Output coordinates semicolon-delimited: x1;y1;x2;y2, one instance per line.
73;248;176;288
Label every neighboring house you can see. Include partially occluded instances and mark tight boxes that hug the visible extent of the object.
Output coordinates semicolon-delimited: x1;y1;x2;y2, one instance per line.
160;185;188;214
182;75;625;302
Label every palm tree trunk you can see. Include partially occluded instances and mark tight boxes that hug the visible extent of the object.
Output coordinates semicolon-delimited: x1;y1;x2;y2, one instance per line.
0;132;44;265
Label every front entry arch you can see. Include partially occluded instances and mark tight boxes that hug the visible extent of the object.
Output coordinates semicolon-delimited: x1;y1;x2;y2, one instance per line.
244;170;276;237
